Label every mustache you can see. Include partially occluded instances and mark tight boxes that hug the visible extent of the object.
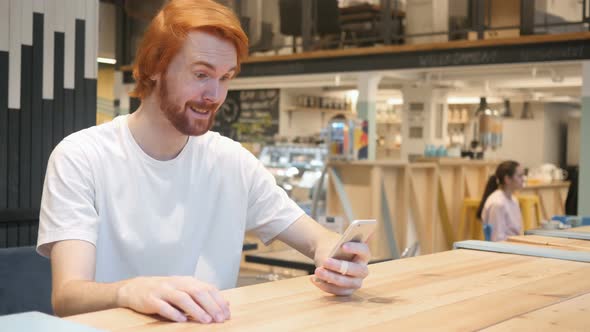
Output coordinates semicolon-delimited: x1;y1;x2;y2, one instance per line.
185;101;219;113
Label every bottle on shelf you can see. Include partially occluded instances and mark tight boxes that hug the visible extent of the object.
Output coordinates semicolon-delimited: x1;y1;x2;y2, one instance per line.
474;97;503;150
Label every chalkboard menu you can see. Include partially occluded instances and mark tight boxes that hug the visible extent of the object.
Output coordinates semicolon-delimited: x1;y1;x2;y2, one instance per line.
213;89;279;142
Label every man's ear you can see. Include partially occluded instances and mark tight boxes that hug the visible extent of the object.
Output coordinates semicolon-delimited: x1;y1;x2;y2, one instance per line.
150;72;161;82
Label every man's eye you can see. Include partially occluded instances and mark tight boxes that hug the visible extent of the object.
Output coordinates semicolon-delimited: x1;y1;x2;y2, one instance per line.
195;73;208;79
220;75;232;81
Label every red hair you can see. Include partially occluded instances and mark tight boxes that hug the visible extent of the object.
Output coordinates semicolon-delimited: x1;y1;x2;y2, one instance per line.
130;0;249;99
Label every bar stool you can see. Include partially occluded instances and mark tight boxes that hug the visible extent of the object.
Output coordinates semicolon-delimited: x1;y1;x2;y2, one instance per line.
457;198;484;240
515;194;543;230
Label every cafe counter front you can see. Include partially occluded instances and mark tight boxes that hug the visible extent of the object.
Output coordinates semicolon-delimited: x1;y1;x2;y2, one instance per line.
325;159;570;259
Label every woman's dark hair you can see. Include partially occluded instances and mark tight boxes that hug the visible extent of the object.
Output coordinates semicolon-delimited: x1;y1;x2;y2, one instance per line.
476;160;520;220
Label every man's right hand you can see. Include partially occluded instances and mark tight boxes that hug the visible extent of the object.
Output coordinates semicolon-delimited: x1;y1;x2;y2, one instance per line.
117;276;230;323
50;240;229;323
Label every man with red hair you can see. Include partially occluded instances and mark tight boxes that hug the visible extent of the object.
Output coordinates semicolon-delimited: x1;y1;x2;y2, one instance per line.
37;0;371;324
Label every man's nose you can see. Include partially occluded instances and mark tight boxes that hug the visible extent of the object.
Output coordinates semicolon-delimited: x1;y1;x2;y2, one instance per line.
202;80;221;103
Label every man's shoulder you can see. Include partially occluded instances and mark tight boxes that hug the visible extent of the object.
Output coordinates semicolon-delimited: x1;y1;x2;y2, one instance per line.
56;116;124;158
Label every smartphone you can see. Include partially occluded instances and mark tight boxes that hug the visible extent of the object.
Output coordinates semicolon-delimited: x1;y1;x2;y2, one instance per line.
328;219;377;261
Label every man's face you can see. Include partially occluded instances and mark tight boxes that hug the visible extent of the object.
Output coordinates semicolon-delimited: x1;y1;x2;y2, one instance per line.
156;30;237;136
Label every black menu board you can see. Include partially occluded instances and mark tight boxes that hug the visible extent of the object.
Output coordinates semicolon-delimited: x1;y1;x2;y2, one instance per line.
213;89;279;142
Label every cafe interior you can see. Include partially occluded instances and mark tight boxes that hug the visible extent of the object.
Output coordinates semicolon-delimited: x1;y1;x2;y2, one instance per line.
1;0;590;330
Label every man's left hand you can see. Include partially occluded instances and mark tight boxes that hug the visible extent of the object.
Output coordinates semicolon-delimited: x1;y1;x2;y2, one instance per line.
311;242;370;296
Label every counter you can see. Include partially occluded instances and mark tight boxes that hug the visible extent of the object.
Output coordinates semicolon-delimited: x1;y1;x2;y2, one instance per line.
66;249;590;331
326;160;440;258
519;181;570;221
326;159;571;256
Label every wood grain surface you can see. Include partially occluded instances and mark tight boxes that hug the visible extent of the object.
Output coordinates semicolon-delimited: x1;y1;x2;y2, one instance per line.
570;226;590;233
506;235;590;252
66;249;590;331
482;292;590;331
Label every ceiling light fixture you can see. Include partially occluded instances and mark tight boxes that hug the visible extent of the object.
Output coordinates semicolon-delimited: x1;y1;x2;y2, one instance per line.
386;98;403;105
97;57;117;65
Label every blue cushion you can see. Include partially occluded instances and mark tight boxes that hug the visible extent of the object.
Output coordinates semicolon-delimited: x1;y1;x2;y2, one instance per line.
0;246;53;315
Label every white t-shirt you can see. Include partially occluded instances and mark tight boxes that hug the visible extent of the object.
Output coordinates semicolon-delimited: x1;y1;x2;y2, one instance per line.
481;189;523;241
37;115;304;289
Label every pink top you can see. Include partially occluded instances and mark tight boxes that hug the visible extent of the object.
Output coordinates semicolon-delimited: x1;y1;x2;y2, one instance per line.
482;189;523;241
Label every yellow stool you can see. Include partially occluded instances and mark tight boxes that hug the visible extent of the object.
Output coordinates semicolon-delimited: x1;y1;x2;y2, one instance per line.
457;198;484;240
515;194;543;230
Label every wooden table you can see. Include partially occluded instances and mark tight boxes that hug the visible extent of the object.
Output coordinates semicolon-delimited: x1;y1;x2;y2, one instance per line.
66;249;590;331
481;291;590;331
570;225;590;233
526;227;590;240
506;235;590;252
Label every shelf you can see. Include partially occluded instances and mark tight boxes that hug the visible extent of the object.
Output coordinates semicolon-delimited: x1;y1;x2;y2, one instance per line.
448;121;469;125
289;107;351;113
377;146;401;151
377;121;402;125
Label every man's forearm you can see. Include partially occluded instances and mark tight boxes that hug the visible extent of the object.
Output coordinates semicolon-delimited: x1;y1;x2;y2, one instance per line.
53;279;128;317
276;214;341;264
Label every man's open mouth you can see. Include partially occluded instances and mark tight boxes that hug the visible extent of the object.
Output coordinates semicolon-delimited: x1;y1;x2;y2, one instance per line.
189;105;210;114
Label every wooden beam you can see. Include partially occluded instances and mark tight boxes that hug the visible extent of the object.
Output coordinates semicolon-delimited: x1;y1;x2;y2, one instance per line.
437;177;455;248
328;167;356;223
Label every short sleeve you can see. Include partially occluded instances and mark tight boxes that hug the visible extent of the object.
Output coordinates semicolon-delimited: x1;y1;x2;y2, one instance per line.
36;139;99;257
241;149;305;245
483;203;508;242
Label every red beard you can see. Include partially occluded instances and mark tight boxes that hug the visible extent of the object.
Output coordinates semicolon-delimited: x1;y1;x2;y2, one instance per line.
158;75;220;136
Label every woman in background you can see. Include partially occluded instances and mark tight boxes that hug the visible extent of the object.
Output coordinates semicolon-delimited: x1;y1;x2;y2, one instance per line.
476;160;526;241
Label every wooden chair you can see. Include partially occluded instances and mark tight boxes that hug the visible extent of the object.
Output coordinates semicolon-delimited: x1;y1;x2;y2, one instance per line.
457;198;484;240
515;194;543;230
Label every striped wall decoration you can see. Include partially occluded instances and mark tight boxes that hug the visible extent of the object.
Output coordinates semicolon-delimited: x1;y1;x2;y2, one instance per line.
0;0;98;212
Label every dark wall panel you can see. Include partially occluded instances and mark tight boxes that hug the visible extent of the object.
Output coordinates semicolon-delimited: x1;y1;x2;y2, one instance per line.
31;13;44;208
19;46;33;209
41;100;53;182
63;89;74;137
0;52;8;209
74;19;85;132
129;97;141;114
85;79;97;128
7;109;19;208
2;9;97;247
52;32;65;147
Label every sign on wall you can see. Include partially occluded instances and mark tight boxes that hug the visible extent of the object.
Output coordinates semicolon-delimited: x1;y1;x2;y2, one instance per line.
213;89;279;142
